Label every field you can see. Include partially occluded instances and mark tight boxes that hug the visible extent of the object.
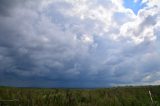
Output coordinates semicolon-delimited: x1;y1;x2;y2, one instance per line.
0;86;160;106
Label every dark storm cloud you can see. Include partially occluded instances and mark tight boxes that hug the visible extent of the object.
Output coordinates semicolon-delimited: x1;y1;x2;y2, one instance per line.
0;0;160;87
0;0;87;87
0;0;16;16
0;0;32;16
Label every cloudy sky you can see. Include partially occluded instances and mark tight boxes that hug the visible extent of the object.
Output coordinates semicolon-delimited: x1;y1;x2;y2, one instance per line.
0;0;160;88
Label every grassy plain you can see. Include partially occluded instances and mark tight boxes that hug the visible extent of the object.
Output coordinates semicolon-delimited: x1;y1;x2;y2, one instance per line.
0;85;160;106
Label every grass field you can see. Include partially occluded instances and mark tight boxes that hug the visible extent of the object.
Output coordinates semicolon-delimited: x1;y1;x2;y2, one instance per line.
0;85;160;106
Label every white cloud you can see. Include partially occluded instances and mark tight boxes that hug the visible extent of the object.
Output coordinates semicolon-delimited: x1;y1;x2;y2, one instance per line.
134;0;139;3
147;0;160;7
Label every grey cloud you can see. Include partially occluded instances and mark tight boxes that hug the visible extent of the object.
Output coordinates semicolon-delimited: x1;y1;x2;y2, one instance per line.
0;0;40;16
0;0;160;87
0;0;17;16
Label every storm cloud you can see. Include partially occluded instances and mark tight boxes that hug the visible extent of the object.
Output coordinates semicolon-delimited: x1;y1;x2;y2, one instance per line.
0;0;160;87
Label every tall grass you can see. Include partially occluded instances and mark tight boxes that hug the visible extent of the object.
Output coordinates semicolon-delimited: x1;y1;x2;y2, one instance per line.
0;86;160;106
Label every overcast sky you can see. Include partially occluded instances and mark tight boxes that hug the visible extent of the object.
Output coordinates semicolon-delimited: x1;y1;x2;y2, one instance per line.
0;0;160;88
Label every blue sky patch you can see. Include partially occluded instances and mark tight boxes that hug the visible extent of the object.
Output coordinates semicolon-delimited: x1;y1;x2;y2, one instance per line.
123;0;147;14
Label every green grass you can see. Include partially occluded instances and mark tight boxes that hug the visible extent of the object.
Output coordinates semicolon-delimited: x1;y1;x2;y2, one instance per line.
0;85;160;106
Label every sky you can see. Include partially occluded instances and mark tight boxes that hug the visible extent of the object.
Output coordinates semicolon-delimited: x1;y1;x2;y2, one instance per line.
124;0;147;14
0;0;160;88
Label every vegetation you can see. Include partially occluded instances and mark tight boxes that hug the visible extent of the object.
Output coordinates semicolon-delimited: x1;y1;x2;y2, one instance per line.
0;85;160;106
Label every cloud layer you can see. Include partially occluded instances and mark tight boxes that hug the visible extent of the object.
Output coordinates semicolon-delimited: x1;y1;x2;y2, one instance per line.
0;0;160;87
